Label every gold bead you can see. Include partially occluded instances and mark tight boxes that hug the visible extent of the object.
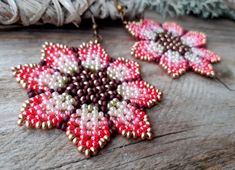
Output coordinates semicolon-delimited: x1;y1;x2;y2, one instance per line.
25;121;30;128
121;130;126;136
132;131;137;139
72;137;77;144
35;122;41;128
17;119;24;126
68;134;74;141
141;132;146;139
103;135;110;141
84;149;90;158
78;146;84;152
126;131;131;138
146;132;152;140
47;121;52;129
90;147;97;155
117;4;123;11
98;141;104;148
92;24;97;30
66;130;71;136
42;122;47;129
18;114;24;119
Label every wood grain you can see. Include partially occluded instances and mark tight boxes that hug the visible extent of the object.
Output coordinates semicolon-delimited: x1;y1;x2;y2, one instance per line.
0;11;235;170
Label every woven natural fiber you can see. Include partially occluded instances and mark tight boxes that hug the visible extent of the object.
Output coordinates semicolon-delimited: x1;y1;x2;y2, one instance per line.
0;0;145;26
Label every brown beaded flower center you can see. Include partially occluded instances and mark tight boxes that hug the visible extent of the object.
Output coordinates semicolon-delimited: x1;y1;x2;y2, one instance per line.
56;60;122;113
155;31;190;55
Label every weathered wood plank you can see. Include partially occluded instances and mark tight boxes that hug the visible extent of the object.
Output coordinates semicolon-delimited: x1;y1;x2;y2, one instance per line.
0;11;235;170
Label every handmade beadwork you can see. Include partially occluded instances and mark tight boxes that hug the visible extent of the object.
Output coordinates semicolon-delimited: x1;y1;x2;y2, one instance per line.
126;19;221;78
12;41;162;157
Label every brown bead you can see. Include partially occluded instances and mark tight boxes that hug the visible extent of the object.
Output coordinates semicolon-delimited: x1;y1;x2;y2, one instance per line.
38;89;44;94
101;106;107;113
56;121;62;129
27;90;36;98
117;94;122;100
61;123;67;131
102;101;107;106
92;97;98;103
39;60;47;66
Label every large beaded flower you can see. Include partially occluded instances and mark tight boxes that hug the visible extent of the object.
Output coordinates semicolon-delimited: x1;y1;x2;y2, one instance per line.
12;41;161;157
126;19;221;78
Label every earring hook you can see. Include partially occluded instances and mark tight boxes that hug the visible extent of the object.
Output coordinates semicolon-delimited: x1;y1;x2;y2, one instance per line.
86;0;102;43
114;0;128;25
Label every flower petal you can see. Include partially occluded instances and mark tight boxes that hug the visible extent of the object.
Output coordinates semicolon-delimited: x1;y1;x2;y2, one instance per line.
181;31;206;47
41;42;79;74
131;41;164;62
107;58;140;81
117;80;161;108
162;22;184;36
159;50;188;78
184;51;215;77
108;100;152;139
12;64;67;92
126;19;164;40
17;92;75;129
66;104;110;157
191;48;221;63
78;41;111;71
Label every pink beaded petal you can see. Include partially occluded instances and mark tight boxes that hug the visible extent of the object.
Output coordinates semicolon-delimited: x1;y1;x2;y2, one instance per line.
117;80;161;108
108;101;152;139
191;48;221;63
185;51;215;77
159;51;188;78
41;42;78;74
131;41;164;62
18;92;75;129
12;64;66;92
107;57;140;81
162;22;184;36
78;41;110;71
181;31;206;47
126;18;164;40
66;105;110;157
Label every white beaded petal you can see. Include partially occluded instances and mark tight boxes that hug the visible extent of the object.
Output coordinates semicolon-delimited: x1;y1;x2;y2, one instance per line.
164;50;182;63
108;100;131;122
81;53;103;71
75;104;106;130
184;51;201;64
140;27;164;40
38;71;67;90
40;92;75;115
117;82;142;100
107;64;129;81
148;41;164;54
53;53;78;74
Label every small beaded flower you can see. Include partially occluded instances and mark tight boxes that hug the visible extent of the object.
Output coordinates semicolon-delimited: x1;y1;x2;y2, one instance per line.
126;19;221;78
12;41;162;157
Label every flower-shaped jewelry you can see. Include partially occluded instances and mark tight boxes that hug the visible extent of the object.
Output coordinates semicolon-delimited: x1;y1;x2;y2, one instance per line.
126;19;221;78
12;41;161;157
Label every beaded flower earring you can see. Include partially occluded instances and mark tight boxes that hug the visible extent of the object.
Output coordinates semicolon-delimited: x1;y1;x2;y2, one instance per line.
115;0;221;79
11;7;162;157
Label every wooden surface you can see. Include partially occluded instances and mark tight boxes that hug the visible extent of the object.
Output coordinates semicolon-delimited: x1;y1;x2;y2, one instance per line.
0;12;235;170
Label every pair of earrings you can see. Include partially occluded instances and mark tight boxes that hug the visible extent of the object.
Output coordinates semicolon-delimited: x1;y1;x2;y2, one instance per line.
12;1;220;157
